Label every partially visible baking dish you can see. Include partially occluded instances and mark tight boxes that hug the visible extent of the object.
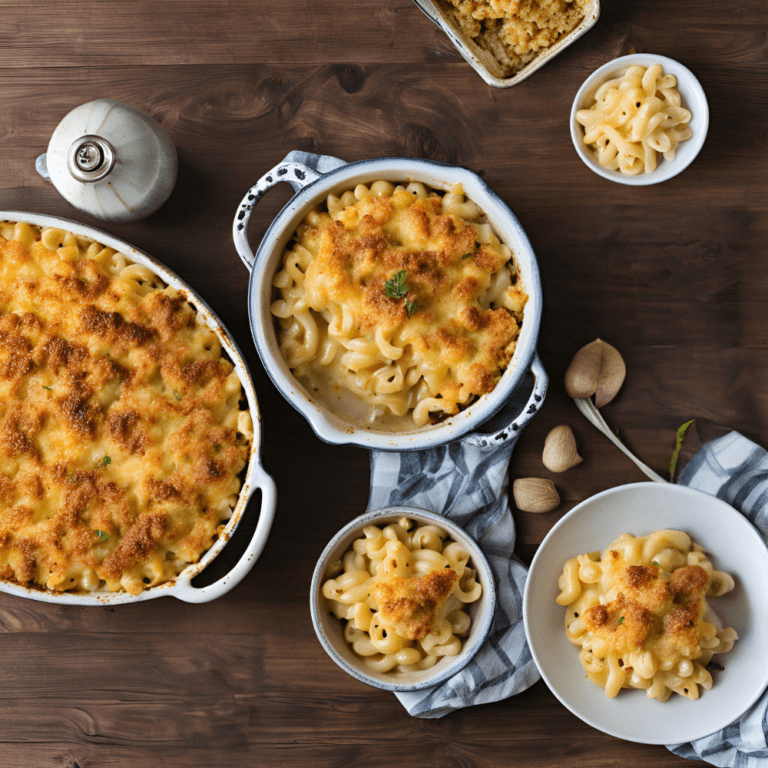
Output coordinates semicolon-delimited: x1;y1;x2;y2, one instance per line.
233;152;544;451
0;211;276;605
411;0;600;88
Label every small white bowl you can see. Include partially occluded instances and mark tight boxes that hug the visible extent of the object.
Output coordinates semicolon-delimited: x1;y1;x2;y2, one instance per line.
523;482;768;744
570;54;709;185
310;506;496;692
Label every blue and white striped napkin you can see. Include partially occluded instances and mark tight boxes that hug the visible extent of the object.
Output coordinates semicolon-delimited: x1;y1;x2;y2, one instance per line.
669;431;768;767
368;358;547;718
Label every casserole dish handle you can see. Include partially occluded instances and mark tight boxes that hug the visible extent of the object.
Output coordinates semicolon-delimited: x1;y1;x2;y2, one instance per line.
233;151;346;271
171;465;277;603
462;352;547;447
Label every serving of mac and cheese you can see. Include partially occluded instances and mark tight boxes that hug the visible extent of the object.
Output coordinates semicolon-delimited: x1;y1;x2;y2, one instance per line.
575;64;693;176
321;517;483;675
271;180;527;430
556;530;737;702
0;221;252;595
440;0;590;77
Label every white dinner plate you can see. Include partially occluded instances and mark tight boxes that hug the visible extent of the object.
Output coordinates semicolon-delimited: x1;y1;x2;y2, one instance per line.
523;482;768;744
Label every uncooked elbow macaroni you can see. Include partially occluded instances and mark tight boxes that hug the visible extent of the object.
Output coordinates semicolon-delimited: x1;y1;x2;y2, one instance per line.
322;518;482;673
271;181;527;430
556;530;737;702
576;64;693;175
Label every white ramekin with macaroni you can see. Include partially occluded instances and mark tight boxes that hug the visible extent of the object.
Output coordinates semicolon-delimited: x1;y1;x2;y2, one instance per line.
310;506;496;691
570;54;709;186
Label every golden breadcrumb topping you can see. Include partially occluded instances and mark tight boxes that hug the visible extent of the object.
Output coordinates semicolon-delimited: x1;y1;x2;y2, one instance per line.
441;0;589;77
370;568;458;640
584;563;712;662
302;190;526;409
0;223;250;595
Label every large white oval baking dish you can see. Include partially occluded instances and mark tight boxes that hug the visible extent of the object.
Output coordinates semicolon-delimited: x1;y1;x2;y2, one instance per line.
0;210;277;605
232;152;543;451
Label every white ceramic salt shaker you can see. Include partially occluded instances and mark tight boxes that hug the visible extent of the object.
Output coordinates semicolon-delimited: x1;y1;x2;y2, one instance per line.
36;99;178;223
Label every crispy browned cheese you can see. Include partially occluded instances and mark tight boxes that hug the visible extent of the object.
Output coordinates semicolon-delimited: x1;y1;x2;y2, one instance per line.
584;564;711;659
302;189;527;411
370;569;459;640
0;223;250;595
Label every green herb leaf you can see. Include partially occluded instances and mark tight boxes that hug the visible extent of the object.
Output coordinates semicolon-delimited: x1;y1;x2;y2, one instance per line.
94;530;110;542
462;253;472;259
706;660;724;672
405;300;417;318
42;385;52;391
617;616;625;625
102;456;112;466
652;561;660;567
669;419;695;482
174;391;182;401
384;270;409;300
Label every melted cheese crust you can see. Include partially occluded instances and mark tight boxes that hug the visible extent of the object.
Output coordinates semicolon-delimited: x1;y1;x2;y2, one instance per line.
0;222;251;595
370;568;458;640
321;517;483;674
557;530;738;701
272;181;527;429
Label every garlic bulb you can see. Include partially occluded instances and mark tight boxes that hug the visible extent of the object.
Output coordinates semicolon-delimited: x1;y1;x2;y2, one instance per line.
513;478;560;513
542;425;582;473
565;339;626;407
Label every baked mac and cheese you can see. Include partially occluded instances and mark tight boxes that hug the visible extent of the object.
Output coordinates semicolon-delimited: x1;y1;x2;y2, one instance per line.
271;181;527;430
441;0;589;77
556;530;737;702
0;221;252;595
576;64;693;175
322;517;483;674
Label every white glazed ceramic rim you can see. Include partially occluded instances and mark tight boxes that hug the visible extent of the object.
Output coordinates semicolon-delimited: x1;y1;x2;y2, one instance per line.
310;506;497;692
0;210;277;605
247;156;542;451
523;482;768;744
410;0;601;89
570;54;709;186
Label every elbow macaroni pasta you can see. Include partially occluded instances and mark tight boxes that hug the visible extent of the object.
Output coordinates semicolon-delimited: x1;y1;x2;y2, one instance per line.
0;221;252;595
576;64;693;175
271;181;527;430
322;517;483;674
556;530;737;702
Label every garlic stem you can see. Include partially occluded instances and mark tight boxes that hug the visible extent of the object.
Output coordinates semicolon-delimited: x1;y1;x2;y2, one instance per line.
574;398;666;484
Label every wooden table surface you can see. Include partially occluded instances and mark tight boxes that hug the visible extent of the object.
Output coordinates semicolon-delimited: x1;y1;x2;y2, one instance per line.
1;1;766;766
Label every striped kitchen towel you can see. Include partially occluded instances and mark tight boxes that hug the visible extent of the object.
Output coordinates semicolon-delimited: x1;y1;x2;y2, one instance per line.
669;431;768;766
368;357;547;717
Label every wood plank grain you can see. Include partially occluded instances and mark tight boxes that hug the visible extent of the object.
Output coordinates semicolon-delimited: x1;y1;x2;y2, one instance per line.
0;0;766;766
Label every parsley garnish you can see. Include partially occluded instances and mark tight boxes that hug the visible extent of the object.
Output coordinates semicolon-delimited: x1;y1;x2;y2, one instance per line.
94;530;110;542
462;253;472;259
174;391;182;401
384;270;409;299
384;270;416;317
617;616;625;625
706;661;724;672
652;561;660;566
102;456;111;466
42;385;52;391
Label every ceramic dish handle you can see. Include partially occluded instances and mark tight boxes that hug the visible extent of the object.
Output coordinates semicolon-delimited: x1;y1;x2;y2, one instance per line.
462;352;548;448
171;465;277;603
233;152;347;271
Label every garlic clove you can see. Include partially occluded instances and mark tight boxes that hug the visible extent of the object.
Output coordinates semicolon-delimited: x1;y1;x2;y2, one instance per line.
513;478;560;513
542;425;583;473
564;338;626;407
